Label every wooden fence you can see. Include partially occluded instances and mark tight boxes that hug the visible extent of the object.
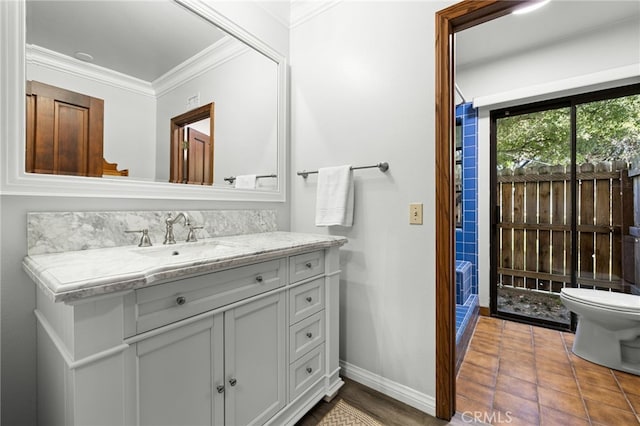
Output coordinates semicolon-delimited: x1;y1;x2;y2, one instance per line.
497;161;634;293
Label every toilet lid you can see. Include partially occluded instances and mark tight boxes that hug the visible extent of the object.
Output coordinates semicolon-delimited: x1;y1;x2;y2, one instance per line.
561;288;640;312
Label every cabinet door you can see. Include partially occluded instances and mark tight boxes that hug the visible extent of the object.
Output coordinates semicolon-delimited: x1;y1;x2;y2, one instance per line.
224;293;286;426
136;316;223;426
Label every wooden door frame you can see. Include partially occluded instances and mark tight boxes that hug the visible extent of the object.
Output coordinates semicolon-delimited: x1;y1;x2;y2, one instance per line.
434;0;528;419
170;103;215;184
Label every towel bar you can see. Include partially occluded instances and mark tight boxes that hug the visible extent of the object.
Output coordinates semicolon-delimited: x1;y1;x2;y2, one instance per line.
224;174;277;184
297;162;389;179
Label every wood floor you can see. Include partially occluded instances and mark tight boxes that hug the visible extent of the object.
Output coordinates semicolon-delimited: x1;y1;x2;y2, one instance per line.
457;316;640;425
296;378;450;426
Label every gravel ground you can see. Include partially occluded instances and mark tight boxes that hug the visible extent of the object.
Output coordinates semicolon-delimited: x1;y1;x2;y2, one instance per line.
497;286;571;324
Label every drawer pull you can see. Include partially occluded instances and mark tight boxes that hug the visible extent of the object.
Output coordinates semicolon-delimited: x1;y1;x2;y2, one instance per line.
176;296;186;306
255;275;263;283
229;378;237;386
216;385;225;394
305;296;313;303
306;367;313;374
306;332;313;338
305;262;313;269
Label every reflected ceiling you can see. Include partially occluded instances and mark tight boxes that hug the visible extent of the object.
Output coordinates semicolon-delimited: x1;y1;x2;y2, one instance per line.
26;0;227;81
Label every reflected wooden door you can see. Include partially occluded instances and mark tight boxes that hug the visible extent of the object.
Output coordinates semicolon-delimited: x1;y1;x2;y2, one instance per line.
170;103;214;185
25;81;104;177
186;127;212;185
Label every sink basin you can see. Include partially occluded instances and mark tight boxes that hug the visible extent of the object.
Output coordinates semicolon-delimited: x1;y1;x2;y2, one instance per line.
131;240;242;260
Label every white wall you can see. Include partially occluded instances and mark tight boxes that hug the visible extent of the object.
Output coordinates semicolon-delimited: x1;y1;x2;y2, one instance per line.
0;2;289;424
27;63;157;179
290;1;453;412
155;45;278;188
456;17;640;101
456;17;640;309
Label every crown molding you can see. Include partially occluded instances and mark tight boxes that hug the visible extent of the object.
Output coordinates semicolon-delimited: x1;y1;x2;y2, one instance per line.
27;37;252;101
251;1;291;30
152;36;250;97
290;0;342;29
26;44;155;98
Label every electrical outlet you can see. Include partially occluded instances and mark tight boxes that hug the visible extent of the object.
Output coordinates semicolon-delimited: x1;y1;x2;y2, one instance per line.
409;203;423;225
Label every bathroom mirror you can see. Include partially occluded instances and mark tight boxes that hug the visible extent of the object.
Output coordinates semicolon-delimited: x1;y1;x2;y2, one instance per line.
1;0;287;200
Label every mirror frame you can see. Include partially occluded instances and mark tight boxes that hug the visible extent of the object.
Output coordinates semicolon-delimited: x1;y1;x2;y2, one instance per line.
0;0;288;201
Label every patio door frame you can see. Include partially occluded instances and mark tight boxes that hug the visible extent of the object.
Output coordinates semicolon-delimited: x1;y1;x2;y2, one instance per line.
488;84;640;330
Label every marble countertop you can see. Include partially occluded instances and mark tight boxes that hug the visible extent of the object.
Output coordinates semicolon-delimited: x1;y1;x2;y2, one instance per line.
24;232;348;303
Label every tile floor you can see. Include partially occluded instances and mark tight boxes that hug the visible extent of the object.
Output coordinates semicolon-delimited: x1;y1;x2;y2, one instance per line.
456;316;640;425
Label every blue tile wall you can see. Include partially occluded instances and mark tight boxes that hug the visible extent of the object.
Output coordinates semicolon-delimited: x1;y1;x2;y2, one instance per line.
456;295;478;344
455;102;478;301
456;260;473;305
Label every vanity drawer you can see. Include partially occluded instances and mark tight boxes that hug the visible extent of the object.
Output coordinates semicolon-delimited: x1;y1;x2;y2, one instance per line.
290;311;325;361
135;258;286;334
289;343;325;401
290;251;324;283
289;278;325;325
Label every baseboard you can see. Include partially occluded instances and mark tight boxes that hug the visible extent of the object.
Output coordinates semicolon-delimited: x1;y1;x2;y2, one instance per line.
479;306;490;316
339;360;436;417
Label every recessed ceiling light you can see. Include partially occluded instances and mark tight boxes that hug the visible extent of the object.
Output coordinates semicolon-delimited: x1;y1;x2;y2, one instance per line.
513;0;551;15
74;52;94;62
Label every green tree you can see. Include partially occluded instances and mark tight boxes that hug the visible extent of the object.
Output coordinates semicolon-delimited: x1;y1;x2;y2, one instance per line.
496;94;640;169
576;95;640;164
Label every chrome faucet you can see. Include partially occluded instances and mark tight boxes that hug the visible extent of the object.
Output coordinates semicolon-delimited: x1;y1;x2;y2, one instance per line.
164;212;203;244
164;212;189;244
185;221;204;242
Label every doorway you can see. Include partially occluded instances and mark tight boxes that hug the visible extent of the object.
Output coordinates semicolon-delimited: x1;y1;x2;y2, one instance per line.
434;1;520;420
436;0;640;420
170;103;215;185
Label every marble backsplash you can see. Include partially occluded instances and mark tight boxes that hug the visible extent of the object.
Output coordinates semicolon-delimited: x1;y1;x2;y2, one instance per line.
27;210;278;255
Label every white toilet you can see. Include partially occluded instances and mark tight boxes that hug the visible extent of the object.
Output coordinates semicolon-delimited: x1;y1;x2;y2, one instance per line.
560;288;640;375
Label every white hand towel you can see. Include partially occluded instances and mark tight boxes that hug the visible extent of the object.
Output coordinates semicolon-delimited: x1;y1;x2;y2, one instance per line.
315;165;354;227
235;174;257;189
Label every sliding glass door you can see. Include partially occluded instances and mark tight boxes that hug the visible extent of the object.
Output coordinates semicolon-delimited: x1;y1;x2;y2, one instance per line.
491;84;640;329
575;96;637;290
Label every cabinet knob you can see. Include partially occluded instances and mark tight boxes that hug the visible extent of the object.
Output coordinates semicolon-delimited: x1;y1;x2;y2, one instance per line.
306;332;313;338
306;367;313;374
229;378;237;386
216;385;225;394
255;275;263;283
305;296;313;303
305;262;312;269
176;296;186;306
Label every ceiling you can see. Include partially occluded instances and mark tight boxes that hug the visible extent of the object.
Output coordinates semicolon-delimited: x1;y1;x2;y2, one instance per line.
26;1;228;82
26;1;640;82
456;0;640;69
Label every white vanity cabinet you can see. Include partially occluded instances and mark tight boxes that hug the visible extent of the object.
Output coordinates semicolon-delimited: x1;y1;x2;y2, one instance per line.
28;233;345;426
132;293;285;426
